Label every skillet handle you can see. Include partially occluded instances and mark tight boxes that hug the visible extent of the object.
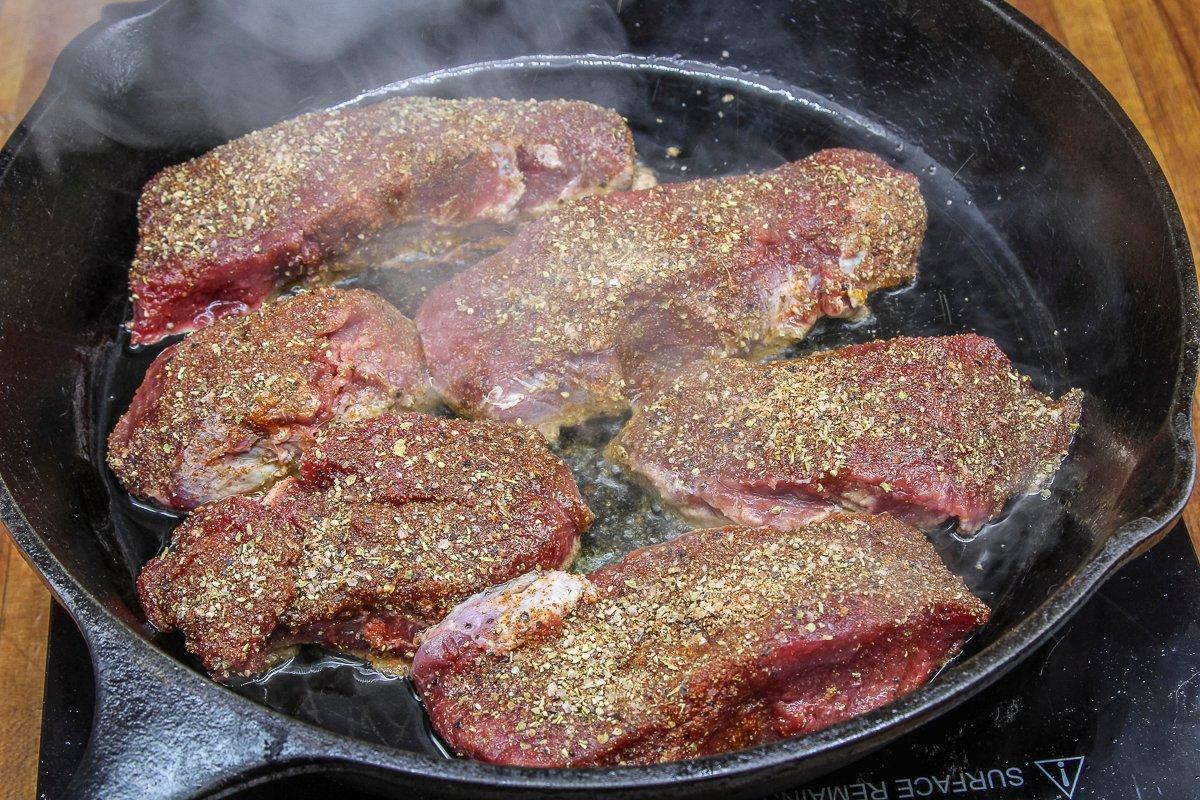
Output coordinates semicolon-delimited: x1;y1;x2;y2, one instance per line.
61;617;331;800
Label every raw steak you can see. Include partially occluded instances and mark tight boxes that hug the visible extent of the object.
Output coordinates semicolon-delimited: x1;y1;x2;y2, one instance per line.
413;514;988;766
137;412;591;678
417;148;926;437
129;97;637;344
109;288;435;510
608;334;1082;532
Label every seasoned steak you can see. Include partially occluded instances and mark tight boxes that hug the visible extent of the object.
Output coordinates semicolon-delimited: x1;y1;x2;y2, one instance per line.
137;412;592;678
108;288;436;510
417;148;926;437
412;514;989;766
608;334;1083;533
129;97;637;344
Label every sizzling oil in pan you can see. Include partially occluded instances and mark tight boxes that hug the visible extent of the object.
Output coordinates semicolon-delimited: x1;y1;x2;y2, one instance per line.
88;56;1078;758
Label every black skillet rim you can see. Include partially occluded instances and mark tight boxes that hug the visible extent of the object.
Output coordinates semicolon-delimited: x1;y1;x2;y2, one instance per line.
1;0;1197;795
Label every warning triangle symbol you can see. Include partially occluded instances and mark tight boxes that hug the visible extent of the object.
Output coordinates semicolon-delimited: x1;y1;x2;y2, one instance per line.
1033;756;1086;799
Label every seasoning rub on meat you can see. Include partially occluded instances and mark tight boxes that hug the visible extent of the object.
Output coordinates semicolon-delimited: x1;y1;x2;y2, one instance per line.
417;148;926;437
137;412;592;679
108;288;436;510
412;513;989;766
129;97;638;344
608;334;1082;533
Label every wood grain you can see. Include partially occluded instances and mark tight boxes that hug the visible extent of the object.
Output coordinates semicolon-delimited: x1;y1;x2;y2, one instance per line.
0;0;1198;796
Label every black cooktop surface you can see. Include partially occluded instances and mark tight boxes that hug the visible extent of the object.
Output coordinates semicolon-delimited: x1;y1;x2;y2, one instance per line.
38;524;1200;800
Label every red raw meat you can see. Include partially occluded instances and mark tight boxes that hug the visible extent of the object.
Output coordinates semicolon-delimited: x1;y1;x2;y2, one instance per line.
608;334;1082;532
137;411;591;678
109;288;435;510
417;148;926;436
129;97;637;344
412;513;988;766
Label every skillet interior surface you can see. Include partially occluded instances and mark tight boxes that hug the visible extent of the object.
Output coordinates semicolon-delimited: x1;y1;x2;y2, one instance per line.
91;53;1088;755
0;1;1194;798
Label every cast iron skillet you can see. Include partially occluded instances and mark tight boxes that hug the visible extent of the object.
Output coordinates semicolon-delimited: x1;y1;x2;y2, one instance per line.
0;1;1195;798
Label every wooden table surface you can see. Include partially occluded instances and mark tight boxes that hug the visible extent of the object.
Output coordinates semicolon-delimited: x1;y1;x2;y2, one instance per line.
1;1;1199;797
